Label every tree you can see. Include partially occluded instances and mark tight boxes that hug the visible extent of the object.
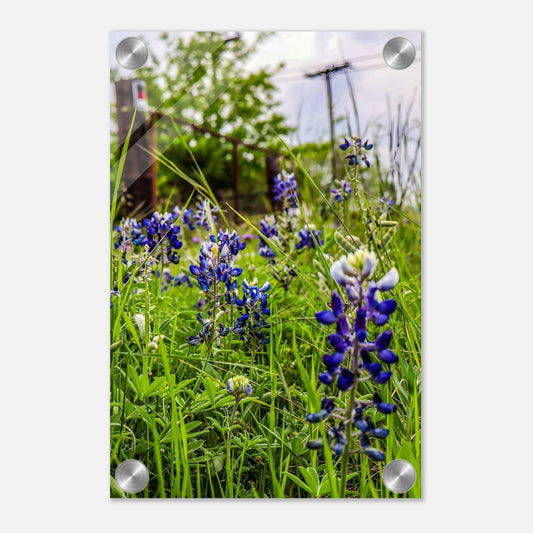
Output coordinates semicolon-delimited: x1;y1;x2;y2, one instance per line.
112;32;291;211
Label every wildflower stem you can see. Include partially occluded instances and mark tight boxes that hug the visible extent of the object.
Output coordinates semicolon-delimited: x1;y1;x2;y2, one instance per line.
144;276;150;353
250;342;257;367
339;340;359;498
340;279;363;498
348;448;364;455
343;192;348;227
225;398;240;498
157;250;164;299
211;279;218;348
353;168;372;248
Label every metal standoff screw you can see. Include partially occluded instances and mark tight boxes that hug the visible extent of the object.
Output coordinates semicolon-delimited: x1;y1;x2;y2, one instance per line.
116;37;148;70
383;37;416;70
114;459;149;494
382;459;417;494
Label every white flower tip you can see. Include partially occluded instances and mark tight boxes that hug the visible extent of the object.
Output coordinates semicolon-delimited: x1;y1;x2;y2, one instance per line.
340;257;356;276
377;267;399;291
330;260;346;285
361;254;377;278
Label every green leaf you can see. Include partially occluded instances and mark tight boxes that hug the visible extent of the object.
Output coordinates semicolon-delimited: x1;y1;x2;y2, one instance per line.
209;454;226;473
110;475;126;498
284;472;311;494
291;436;304;455
298;466;320;496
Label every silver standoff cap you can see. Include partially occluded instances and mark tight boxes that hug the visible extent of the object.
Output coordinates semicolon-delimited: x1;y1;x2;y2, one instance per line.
383;37;416;70
114;459;149;494
116;37;148;70
382;459;417;494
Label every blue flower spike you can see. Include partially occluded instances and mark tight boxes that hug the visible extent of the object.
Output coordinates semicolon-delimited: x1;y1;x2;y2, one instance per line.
231;277;271;347
305;250;400;461
296;228;324;250
187;228;249;347
331;134;373;201
188;230;246;299
258;171;323;291
272;171;300;209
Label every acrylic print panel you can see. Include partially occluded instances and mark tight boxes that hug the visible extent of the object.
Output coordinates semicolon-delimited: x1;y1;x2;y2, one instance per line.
110;30;421;499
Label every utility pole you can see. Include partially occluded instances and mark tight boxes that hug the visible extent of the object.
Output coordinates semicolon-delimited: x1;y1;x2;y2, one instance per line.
306;62;351;180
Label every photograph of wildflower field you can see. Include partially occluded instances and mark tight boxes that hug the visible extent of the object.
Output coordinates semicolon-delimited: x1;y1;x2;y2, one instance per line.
110;31;421;498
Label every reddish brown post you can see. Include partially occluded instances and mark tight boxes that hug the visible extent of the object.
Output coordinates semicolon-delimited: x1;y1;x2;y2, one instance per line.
114;79;156;219
149;113;157;211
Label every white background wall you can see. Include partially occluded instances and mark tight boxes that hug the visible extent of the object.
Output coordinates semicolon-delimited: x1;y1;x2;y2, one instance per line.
1;1;531;532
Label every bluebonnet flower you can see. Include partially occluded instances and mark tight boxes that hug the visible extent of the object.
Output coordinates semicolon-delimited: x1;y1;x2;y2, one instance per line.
226;375;252;398
331;181;353;203
352;404;390;461
114;242;160;287
331;135;371;202
188;229;246;299
257;214;299;290
175;272;193;287
113;201;215;267
194;199;218;231
186;312;230;347
306;249;400;461
142;211;183;264
172;206;195;230
259;172;324;290
272;171;299;209
306;397;336;423
258;203;323;291
110;283;120;308
212;228;246;257
160;269;193;291
258;215;280;260
377;196;395;216
114;218;145;263
339;138;351;151
194;297;207;310
315;289;348;327
339;136;373;168
232;278;271;346
295;227;324;250
307;422;348;456
187;229;246;347
372;392;397;414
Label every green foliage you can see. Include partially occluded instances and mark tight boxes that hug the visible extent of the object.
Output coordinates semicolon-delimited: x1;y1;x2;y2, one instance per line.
110;156;421;499
113;32;291;209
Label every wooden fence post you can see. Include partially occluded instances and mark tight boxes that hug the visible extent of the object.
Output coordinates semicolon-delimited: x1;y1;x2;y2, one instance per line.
114;79;156;219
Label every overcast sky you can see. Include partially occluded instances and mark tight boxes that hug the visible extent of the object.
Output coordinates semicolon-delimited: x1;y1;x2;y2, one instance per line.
110;31;421;145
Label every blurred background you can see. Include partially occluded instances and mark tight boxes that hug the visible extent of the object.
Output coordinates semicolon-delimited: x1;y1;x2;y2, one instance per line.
110;31;421;219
